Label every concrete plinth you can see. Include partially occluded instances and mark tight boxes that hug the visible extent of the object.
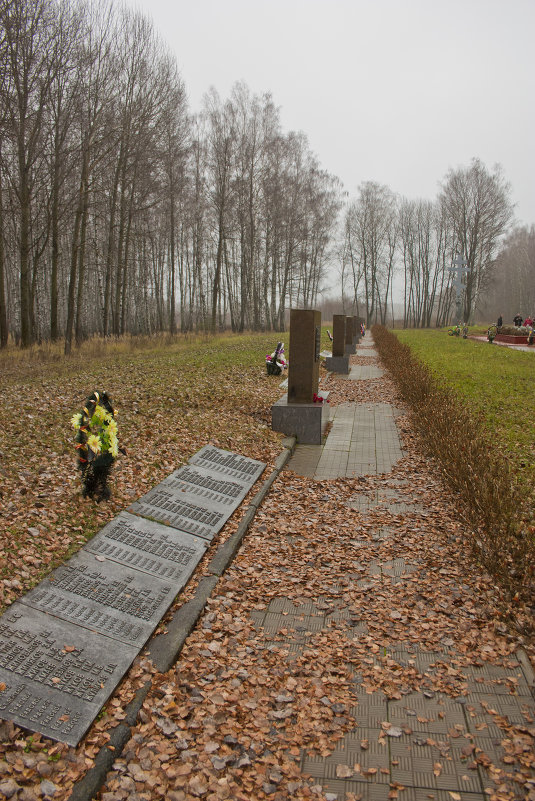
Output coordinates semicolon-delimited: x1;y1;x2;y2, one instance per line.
325;355;349;374
272;393;330;444
345;343;356;355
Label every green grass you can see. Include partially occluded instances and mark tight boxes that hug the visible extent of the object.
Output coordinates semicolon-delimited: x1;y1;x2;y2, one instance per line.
394;329;535;494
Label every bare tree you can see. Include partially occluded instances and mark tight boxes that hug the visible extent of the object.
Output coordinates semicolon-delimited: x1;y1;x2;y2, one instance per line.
399;198;450;327
439;158;513;322
479;225;535;322
344;182;397;325
46;0;81;340
0;2;341;345
1;0;57;347
203;88;237;333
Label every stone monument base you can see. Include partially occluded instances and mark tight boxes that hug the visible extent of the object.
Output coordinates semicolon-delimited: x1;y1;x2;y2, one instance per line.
345;343;356;355
272;392;330;444
325;355;349;374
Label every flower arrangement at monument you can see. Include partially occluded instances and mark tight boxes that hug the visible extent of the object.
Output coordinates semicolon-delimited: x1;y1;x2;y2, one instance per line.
312;392;329;404
265;342;287;375
71;390;119;500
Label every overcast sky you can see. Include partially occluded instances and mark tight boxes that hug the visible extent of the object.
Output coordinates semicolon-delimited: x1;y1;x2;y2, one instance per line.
124;0;534;227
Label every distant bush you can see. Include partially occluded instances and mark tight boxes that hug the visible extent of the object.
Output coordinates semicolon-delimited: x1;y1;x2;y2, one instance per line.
373;324;534;604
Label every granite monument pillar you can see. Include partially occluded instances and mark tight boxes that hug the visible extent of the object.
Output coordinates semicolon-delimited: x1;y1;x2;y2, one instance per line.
345;316;356;355
325;314;349;373
271;309;329;443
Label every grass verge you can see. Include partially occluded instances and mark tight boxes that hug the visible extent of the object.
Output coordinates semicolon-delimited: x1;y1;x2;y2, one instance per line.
373;325;534;605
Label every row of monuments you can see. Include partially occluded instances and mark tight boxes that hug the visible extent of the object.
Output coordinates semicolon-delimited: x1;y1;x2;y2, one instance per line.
271;310;363;444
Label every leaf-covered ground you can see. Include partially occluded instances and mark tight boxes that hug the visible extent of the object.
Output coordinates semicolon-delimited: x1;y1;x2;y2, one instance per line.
0;333;534;801
0;333;285;612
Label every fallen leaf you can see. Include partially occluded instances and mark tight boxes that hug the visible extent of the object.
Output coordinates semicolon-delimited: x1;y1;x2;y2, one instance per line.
336;764;354;778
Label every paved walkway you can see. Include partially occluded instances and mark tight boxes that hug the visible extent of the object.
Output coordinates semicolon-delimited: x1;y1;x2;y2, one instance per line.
287;403;404;479
348;365;384;380
275;333;535;800
95;334;535;801
469;335;535;352
288;335;403;479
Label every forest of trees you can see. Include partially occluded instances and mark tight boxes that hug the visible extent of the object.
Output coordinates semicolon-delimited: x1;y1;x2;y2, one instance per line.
0;0;342;350
477;225;535;324
339;160;516;327
0;0;530;350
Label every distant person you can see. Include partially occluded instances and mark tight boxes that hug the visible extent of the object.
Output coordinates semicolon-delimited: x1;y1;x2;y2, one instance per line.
524;315;533;327
513;314;523;327
497;314;503;328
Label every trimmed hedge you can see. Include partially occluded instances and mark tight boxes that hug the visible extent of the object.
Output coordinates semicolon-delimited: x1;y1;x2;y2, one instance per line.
372;325;534;601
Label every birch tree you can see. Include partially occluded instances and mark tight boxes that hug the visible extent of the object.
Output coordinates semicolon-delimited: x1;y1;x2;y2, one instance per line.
439;158;513;322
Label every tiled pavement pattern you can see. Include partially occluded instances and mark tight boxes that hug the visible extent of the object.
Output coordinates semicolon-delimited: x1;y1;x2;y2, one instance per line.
357;346;379;358
347;484;425;516
348;364;384;380
251;591;535;800
288;403;404;479
273;335;534;799
288;335;402;479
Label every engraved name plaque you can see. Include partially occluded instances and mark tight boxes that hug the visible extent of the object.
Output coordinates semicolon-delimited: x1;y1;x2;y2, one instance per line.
128;485;227;540
162;464;251;508
20;550;177;647
189;446;266;484
0;605;137;746
0;446;266;745
85;512;208;582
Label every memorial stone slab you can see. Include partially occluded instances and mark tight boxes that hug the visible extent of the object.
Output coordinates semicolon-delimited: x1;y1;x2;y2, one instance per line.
345;316;354;345
85;511;208;583
0;604;138;746
332;314;346;358
129;484;227;540
344;316;356;354
352;315;360;343
163;463;251;508
189;445;266;485
287;308;321;404
20;549;178;648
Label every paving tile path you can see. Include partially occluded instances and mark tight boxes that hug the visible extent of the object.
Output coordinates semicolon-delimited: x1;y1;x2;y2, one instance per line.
280;334;535;800
288;402;403;479
348;365;384;380
288;335;403;479
97;333;535;801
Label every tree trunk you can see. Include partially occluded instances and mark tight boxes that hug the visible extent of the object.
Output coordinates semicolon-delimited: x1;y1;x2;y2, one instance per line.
211;213;224;333
65;153;88;355
74;193;89;345
0;164;7;349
